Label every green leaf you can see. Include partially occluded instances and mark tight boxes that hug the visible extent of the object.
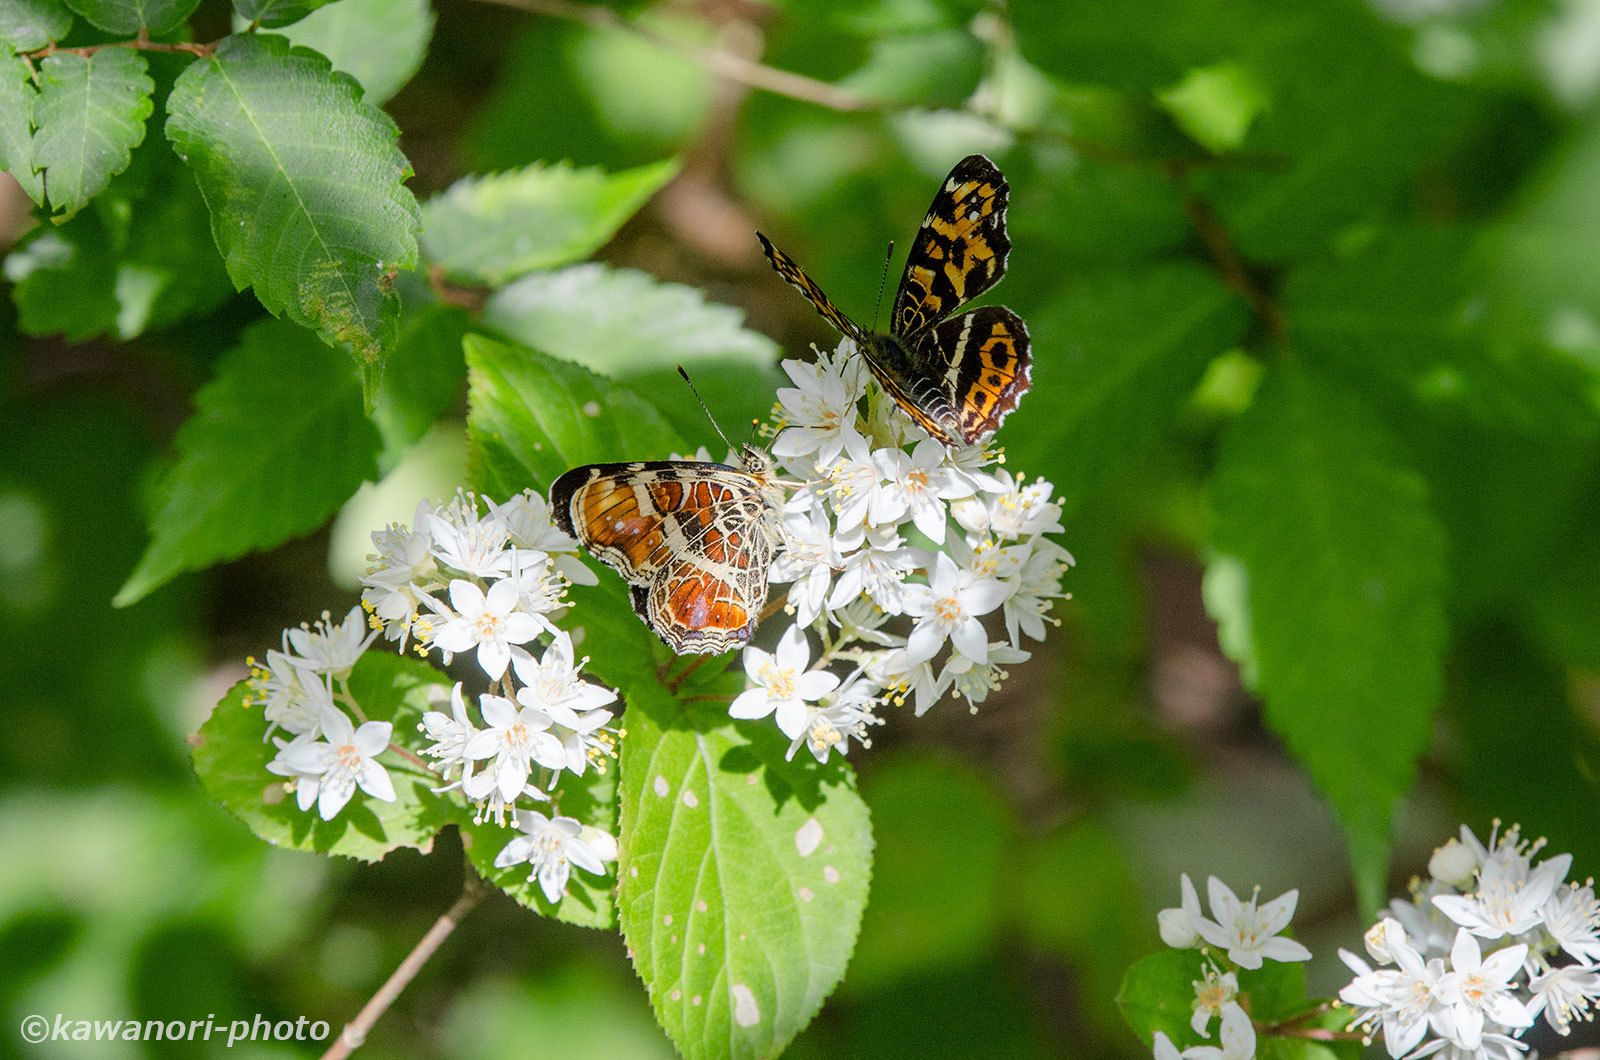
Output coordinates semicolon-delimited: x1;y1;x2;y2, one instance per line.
463;332;684;500
6;153;232;339
59;0;197;34
234;0;333;28
421;158;678;285
164;33;420;364
846;754;1009;990
1209;367;1448;911
836;29;983;108
1117;948;1208;1045
1002;262;1250;516
192;652;453;862
1285;226;1600;435
31;49;152;219
1156;62;1270;154
617;681;872;1060
481;263;780;449
276;0;434;105
459;762;620;930
0;0;72;49
0;51;42;204
116;318;381;606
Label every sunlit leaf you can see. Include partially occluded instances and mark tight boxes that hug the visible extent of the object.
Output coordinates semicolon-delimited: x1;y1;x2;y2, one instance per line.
277;0;435;105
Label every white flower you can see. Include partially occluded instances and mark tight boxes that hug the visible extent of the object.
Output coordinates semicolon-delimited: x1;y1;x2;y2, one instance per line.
427;495;513;578
901;552;1009;666
1182;1001;1255;1060
511;630;617;714
286;607;377;678
985;470;1065;540
1194;878;1312;970
828;527;922;615
730;625;838;739
1388;882;1461;959
266;705;396;820
1527;963;1600;1036
1004;537;1073;645
870;438;970;543
769;499;840;626
1433;847;1571;941
253;649;331;740
489;491;597;586
942;641;1028;709
1540;882;1600;965
418;682;480;788
785;675;883;763
463;693;566;803
819;434;881;532
1191;968;1241;1038
1339;948;1407;1049
493;809;610;903
1159;873;1208;949
429;578;543;679
875;649;949;717
1430;837;1481;890
943;439;1007;495
772;352;866;467
1152;1031;1183;1060
361;508;437;648
1367;916;1410;965
1361;933;1454;1058
1436;930;1531;1049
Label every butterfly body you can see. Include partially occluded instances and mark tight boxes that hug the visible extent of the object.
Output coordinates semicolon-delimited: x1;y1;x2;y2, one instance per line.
550;446;785;655
758;153;1032;447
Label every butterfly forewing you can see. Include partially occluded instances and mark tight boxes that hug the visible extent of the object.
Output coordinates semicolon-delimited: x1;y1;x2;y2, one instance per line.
755;232;866;343
892;154;1012;343
550;461;778;654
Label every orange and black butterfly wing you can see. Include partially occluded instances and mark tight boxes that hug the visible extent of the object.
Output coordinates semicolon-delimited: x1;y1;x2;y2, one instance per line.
891;154;1011;343
922;306;1032;444
756;231;867;344
550;461;774;654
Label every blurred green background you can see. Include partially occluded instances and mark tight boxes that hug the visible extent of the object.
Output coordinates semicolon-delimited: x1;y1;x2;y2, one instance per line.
5;0;1600;1055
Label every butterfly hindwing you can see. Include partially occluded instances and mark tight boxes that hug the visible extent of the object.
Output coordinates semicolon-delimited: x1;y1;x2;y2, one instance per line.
924;306;1032;442
550;460;777;654
892;153;1011;343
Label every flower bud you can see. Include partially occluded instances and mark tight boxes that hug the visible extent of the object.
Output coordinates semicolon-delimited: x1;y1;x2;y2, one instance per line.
1363;916;1406;965
1429;837;1479;889
1159;908;1200;949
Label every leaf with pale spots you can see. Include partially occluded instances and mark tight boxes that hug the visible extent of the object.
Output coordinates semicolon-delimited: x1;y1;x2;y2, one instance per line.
617;677;872;1060
192;652;454;863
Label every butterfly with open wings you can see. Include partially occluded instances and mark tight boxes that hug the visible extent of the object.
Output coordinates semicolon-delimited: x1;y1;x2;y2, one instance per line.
757;153;1032;448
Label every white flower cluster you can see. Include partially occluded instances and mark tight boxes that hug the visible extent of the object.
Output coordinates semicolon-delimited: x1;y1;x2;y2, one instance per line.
1150;874;1312;1060
246;489;620;902
1339;822;1600;1060
747;340;1073;762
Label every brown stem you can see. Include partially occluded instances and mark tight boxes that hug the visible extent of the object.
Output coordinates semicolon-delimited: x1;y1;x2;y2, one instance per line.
385;743;432;773
319;870;490;1060
678;693;733;703
24;37;216;58
1178;188;1287;342
1262;1027;1366;1042
667;654;711;693
1258;1001;1335;1033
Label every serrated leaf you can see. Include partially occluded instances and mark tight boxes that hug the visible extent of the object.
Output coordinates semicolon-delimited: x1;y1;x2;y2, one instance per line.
481;263;780;448
1210;367;1448;911
0;51;43;204
60;0;197;34
618;681;872;1060
463;332;685;500
116;318;381;606
234;0;332;27
277;0;434;105
0;0;72;50
422;158;678;285
459;761;620;930
1002;262;1250;516
164;33;420;364
31;49;152;219
192;652;453;862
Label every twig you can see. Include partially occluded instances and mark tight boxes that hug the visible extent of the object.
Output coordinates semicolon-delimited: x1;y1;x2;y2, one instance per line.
1265;1027;1366;1042
1257;1002;1336;1032
471;0;872;111
320;870;491;1060
1178;188;1287;341
24;37;216;58
385;743;432;773
667;654;711;693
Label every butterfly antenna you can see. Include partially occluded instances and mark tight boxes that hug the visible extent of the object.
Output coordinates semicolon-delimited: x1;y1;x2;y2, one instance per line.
676;365;738;456
871;240;894;332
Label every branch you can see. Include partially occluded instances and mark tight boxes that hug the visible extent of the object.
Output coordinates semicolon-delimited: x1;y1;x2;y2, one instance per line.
24;35;215;59
320;869;491;1060
471;0;872;111
1178;187;1287;341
